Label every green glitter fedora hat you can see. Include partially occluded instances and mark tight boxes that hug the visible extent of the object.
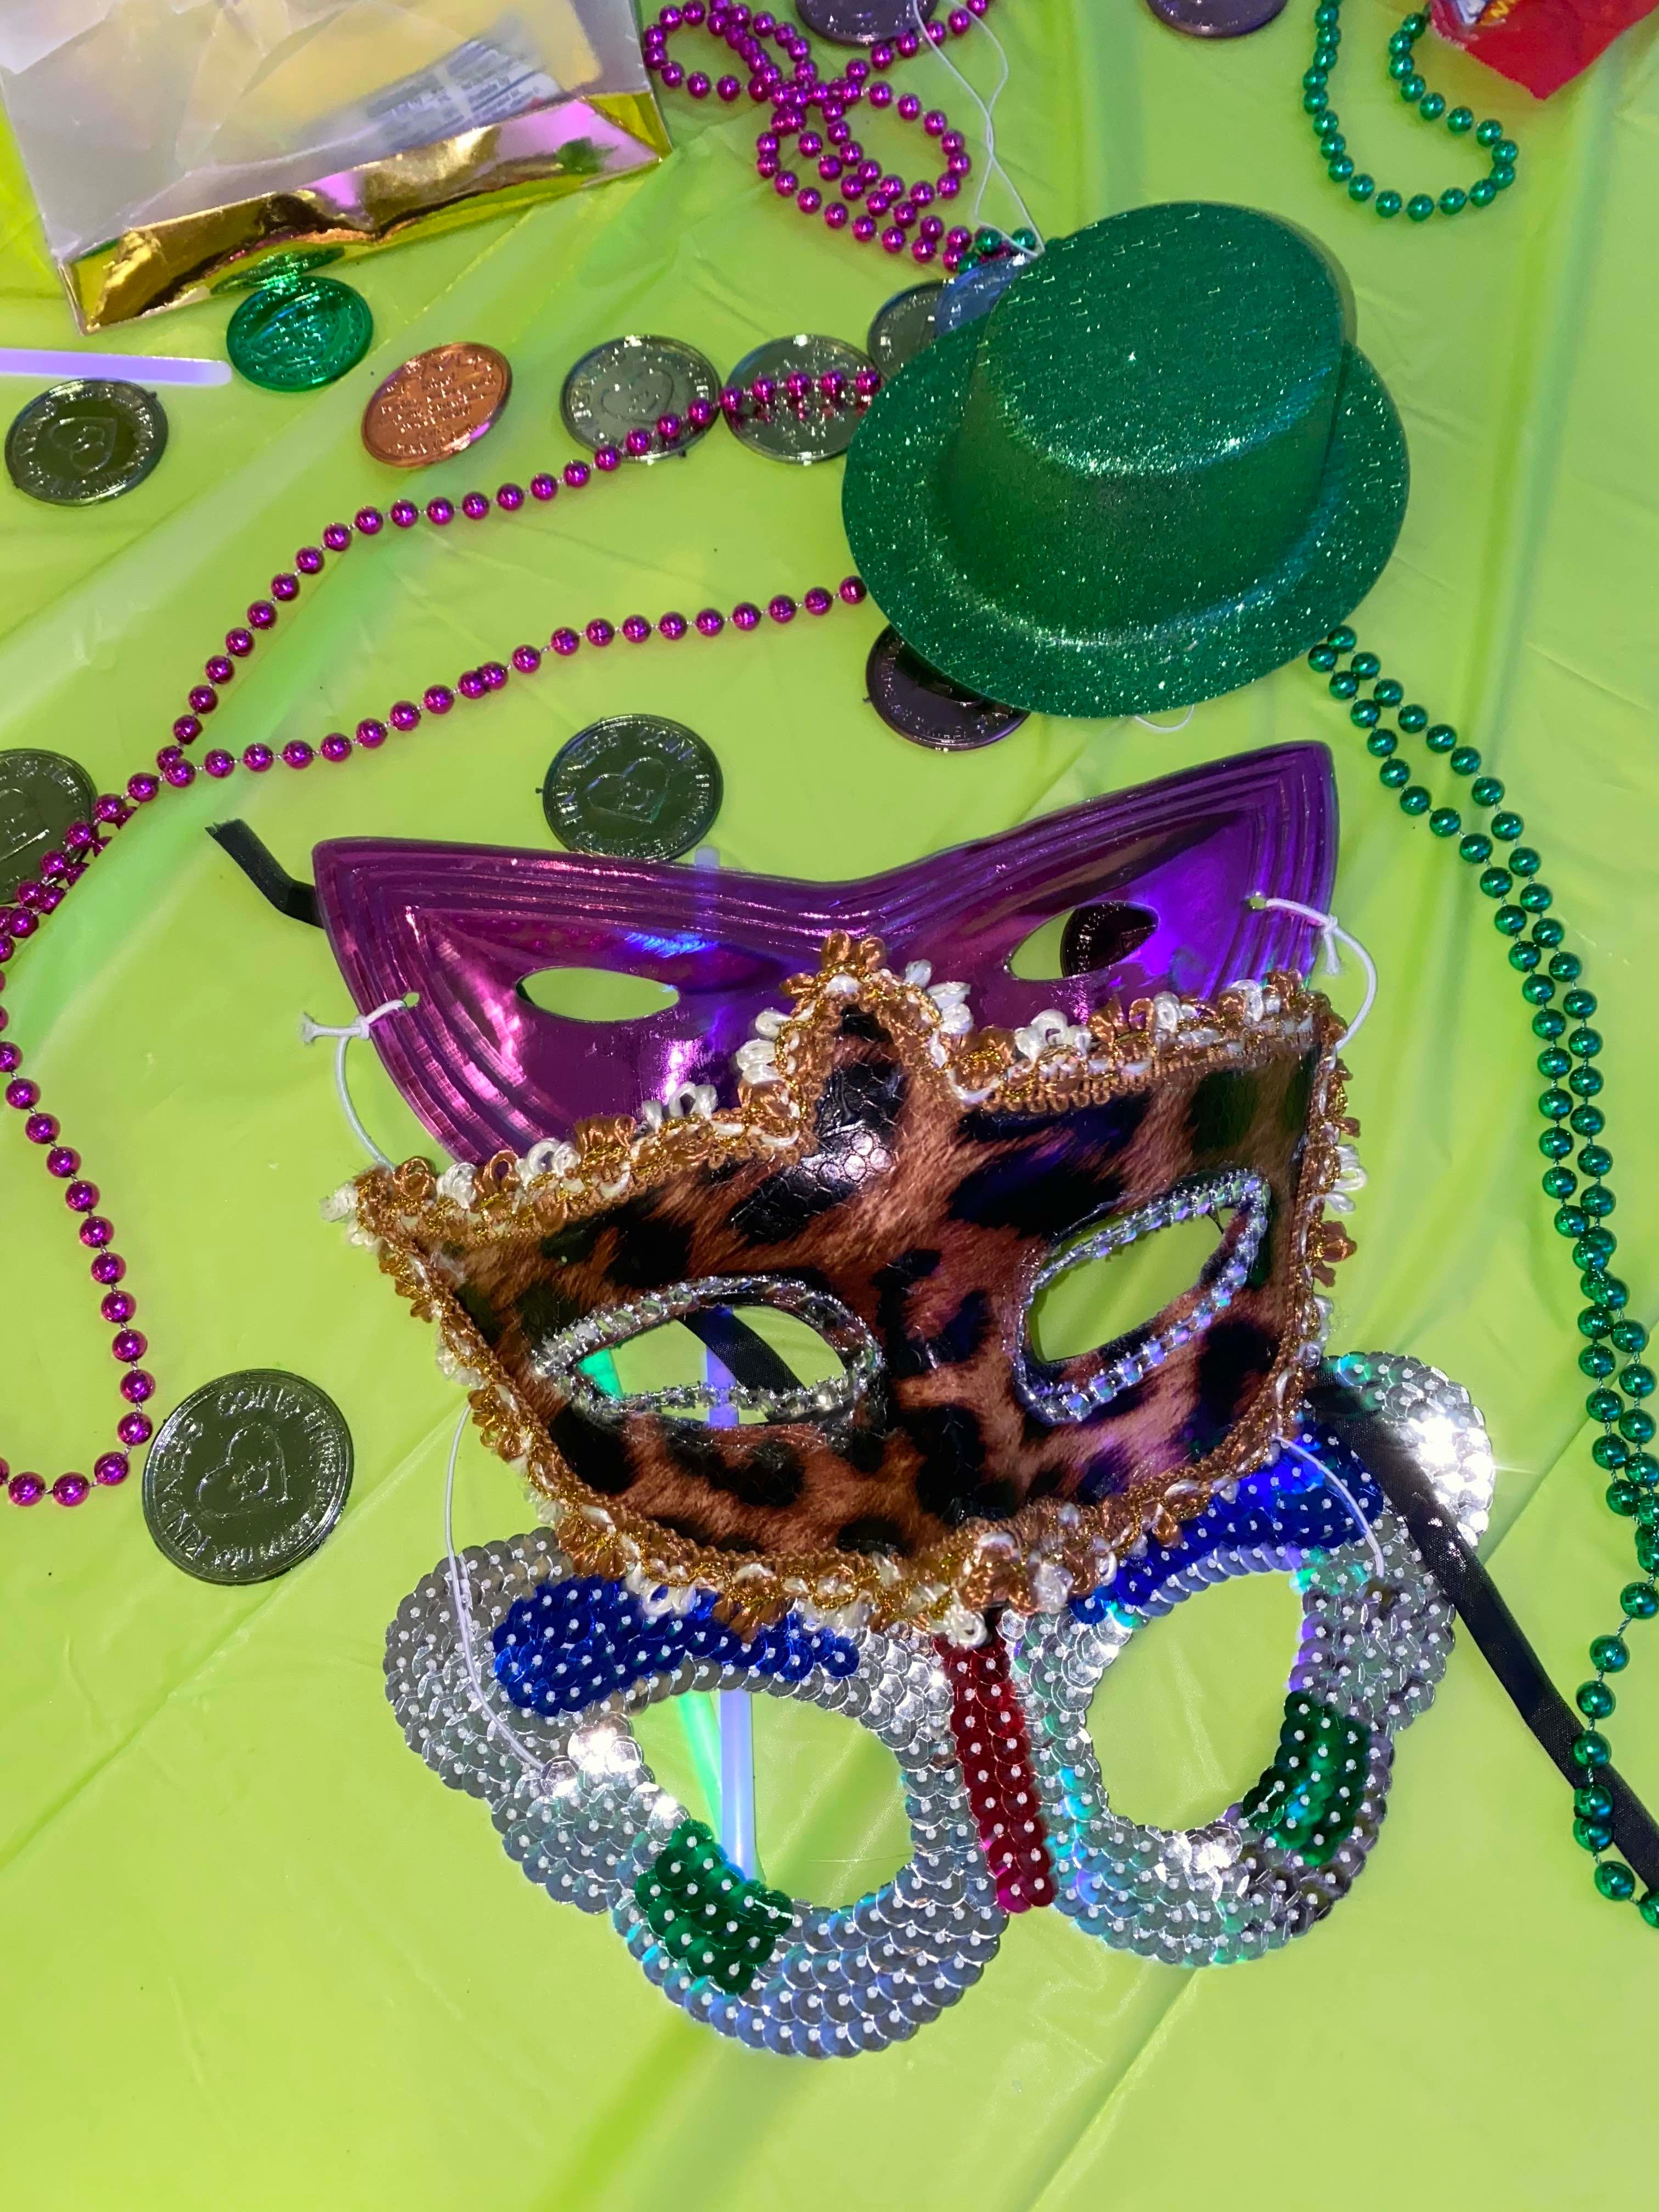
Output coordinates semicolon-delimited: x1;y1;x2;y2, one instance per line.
842;200;1408;719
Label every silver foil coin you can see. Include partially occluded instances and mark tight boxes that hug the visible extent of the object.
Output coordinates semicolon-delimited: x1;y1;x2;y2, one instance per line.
866;626;1028;750
561;335;721;461
1144;0;1288;33
0;747;96;903
4;378;168;505
795;0;938;41
725;335;874;464
867;282;946;376
543;714;723;861
142;1370;353;1584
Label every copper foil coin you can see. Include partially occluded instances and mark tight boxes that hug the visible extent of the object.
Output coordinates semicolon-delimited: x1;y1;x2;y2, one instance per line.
5;380;167;505
1145;0;1288;32
142;1370;354;1585
362;342;512;467
866;626;1027;751
0;748;96;901
725;335;874;464
544;715;723;861
561;335;720;461
867;282;946;375
796;0;938;41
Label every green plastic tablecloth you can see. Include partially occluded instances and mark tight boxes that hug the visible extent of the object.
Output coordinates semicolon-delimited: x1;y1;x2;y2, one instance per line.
3;6;1657;2207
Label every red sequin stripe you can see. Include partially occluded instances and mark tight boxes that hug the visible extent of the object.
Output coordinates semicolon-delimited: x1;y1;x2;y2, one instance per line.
936;1636;1054;1912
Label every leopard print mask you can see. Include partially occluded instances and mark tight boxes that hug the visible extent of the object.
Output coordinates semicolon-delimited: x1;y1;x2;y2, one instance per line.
323;747;1356;1630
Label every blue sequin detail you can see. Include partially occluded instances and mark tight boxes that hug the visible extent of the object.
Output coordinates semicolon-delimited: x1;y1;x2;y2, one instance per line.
492;1577;861;1716
1070;1425;1387;1623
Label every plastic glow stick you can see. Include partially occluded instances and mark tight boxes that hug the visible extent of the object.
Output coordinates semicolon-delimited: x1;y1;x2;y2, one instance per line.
0;349;229;387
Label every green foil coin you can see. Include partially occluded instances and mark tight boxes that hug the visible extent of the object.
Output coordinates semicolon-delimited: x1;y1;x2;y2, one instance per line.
210;247;345;296
543;715;723;861
227;275;374;392
5;379;167;506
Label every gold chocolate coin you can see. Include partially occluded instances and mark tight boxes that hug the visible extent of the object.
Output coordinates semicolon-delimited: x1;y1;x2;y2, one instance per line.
361;342;512;468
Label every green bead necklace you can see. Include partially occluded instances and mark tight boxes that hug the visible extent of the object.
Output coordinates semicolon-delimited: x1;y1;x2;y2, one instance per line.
1302;3;1519;222
959;223;1041;270
1307;626;1657;1926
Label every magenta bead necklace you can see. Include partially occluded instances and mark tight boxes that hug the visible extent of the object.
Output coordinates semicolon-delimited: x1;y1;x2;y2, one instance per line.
0;379;879;1513
644;0;1002;275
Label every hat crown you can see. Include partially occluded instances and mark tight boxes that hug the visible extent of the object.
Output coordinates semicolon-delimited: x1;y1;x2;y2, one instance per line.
940;202;1350;631
988;203;1344;471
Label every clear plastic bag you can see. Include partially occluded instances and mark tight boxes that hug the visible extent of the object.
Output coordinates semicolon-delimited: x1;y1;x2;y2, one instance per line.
0;0;664;325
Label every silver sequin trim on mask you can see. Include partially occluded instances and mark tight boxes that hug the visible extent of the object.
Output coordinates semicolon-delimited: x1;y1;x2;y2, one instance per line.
1018;1169;1272;1424
528;1273;883;1429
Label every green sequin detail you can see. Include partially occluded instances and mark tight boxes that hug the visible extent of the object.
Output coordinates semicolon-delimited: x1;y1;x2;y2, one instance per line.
1240;1694;1370;1866
635;1819;794;1995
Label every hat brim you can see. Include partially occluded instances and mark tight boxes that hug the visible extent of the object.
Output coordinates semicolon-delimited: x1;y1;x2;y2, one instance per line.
841;313;1409;720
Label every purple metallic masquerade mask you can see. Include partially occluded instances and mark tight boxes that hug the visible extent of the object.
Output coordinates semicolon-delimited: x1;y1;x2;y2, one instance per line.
314;743;1334;1160
328;744;1509;2050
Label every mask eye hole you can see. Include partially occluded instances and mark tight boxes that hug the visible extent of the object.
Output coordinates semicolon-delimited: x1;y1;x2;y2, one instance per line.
1008;901;1159;981
632;1699;911;1906
1088;1574;1304;1827
518;967;679;1022
1020;1171;1271;1423
600;1307;843;1423
1030;1211;1232;1363
534;1274;884;1429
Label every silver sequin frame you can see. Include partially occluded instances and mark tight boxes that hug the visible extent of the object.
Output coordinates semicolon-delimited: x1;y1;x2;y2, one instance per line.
383;1351;1492;2049
1008;1352;1493;1964
385;1539;1003;2058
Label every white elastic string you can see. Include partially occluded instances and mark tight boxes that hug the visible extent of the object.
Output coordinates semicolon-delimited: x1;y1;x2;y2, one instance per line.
1134;704;1195;733
1249;895;1378;1045
910;0;1043;245
442;1406;550;1779
298;995;414;1166
1281;1436;1389;1583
